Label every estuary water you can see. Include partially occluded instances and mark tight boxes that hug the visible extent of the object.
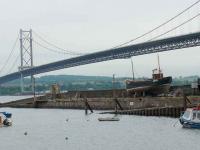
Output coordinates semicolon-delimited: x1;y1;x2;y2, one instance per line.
0;97;200;150
0;95;34;103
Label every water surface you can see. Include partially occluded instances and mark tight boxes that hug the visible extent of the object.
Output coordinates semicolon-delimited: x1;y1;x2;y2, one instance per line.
0;107;199;150
0;96;34;103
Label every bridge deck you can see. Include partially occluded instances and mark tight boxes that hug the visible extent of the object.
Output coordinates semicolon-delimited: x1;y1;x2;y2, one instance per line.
1;32;200;84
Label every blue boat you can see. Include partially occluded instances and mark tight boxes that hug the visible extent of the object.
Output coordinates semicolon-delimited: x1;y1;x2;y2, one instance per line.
0;112;12;126
0;112;12;118
179;106;200;129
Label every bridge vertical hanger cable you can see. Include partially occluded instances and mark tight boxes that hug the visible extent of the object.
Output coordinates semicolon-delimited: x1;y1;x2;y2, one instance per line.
130;57;134;80
0;35;19;75
111;0;200;49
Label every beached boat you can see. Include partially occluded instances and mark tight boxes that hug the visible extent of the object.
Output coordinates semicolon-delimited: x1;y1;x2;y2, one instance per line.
0;112;12;127
126;69;172;96
98;117;120;121
179;106;200;129
126;54;172;96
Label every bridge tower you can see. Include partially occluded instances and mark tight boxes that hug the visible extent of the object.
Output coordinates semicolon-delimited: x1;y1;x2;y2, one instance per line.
18;29;34;93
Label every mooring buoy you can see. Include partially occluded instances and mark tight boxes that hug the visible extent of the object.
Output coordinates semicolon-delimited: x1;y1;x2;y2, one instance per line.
24;132;28;136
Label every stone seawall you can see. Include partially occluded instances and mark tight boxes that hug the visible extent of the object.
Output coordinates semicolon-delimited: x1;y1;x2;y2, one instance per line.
2;96;200;110
34;97;185;110
1;95;200;118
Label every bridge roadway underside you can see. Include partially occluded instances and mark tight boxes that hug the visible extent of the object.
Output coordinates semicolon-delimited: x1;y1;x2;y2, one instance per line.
1;32;200;84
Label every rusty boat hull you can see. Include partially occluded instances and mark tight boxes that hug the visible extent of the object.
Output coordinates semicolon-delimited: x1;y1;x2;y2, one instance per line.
126;76;172;95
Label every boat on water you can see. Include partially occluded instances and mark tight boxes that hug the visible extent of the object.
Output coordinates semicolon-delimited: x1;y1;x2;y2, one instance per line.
98;117;120;121
179;106;200;129
0;112;12;127
126;54;172;96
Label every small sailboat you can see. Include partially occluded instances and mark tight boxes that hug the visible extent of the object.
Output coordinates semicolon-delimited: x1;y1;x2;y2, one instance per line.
0;112;12;127
179;105;200;129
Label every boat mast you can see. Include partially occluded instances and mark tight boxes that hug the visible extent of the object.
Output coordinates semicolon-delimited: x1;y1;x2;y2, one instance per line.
157;53;161;74
112;74;116;98
130;57;135;80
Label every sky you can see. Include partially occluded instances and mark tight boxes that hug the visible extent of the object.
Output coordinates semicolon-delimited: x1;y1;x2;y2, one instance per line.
0;0;200;78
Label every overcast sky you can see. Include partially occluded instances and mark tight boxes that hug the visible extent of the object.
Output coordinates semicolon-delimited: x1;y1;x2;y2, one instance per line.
0;0;200;78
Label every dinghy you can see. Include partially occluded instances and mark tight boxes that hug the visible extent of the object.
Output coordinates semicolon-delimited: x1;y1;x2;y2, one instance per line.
98;117;120;121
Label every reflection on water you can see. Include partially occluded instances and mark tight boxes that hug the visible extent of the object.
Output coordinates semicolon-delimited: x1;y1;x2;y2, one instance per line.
0;107;200;150
0;96;34;103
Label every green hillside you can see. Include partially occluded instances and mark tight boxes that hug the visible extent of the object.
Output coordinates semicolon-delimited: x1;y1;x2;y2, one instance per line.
0;74;199;95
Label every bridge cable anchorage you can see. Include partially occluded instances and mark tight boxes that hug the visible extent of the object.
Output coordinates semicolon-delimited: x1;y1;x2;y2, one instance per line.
32;30;87;56
33;40;81;56
0;35;19;75
111;0;200;49
149;13;200;41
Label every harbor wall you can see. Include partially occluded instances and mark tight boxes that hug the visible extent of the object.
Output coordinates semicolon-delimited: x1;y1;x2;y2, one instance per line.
1;87;200;118
2;95;200;110
34;97;184;110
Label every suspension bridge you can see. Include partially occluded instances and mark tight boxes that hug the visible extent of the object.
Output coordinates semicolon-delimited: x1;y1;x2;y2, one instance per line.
0;0;200;92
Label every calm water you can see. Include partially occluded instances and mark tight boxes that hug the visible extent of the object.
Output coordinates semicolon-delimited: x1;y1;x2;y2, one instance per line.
0;96;34;103
0;97;200;150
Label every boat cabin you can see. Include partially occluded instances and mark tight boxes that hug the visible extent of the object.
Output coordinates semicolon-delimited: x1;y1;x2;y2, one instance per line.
182;107;200;122
152;69;163;80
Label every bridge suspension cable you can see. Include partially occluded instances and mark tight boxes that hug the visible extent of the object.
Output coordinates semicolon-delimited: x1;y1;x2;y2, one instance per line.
149;12;200;41
112;0;200;48
33;40;81;55
32;30;86;56
6;54;20;75
0;35;19;75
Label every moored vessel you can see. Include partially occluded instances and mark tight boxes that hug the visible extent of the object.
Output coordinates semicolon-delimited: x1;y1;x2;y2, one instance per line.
179;106;200;129
126;54;172;96
126;70;172;96
0;112;12;127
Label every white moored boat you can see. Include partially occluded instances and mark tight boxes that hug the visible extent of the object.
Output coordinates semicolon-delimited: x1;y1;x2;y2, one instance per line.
179;106;200;129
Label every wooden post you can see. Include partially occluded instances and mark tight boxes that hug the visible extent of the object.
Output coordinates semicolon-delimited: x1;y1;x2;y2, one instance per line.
114;98;123;110
142;91;146;97
85;106;88;115
115;102;118;113
183;94;187;111
84;97;93;115
112;74;116;98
